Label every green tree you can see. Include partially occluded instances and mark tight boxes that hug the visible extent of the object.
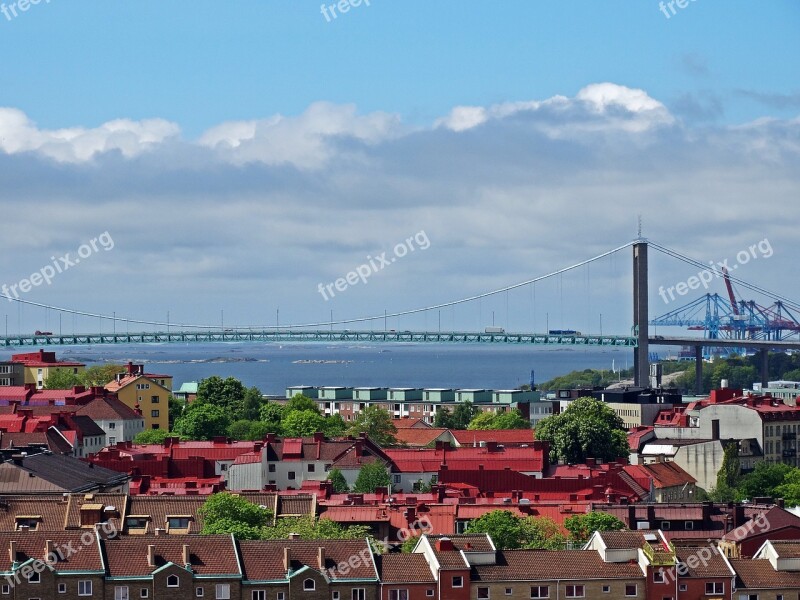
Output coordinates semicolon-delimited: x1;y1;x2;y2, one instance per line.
173;403;232;440
259;402;286;433
466;411;497;430
346;405;398;446
169;395;185;429
467;409;531;430
81;364;126;386
534;397;629;464
324;414;347;438
199;492;272;540
242;387;266;421
285;394;321;414
465;510;565;550
327;468;350;493
44;369;82;390
434;407;455;429
737;462;793;500
196;376;260;421
352;461;391;493
452;401;481;430
775;469;800;506
132;429;186;445
262;517;370;540
282;410;328;437
228;419;256;440
563;512;626;544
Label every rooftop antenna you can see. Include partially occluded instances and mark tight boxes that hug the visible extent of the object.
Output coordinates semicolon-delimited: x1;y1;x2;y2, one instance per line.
637;215;643;240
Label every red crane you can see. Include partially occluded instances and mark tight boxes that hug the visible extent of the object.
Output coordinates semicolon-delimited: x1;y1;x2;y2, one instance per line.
722;267;739;315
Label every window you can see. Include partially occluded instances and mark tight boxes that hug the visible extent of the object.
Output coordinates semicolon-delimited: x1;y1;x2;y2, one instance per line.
109;437;116;445
1;586;9;595
116;587;130;600
252;592;266;600
506;589;513;596
685;521;694;530
140;589;149;598
288;471;296;480
127;517;149;529
706;583;724;595
352;590;365;600
215;584;230;600
393;474;402;484
277;594;285;600
625;585;637;596
303;579;315;591
59;584;67;594
602;587;610;593
478;588;490;600
565;586;584;599
308;464;316;473
389;591;409;600
197;588;204;598
653;571;665;583
167;575;180;588
738;595;758;600
78;581;92;596
426;591;434;598
660;521;671;530
167;517;191;529
530;587;549;599
27;572;40;584
269;464;276;472
152;395;160;403
332;593;340;600
452;577;463;588
679;585;687;592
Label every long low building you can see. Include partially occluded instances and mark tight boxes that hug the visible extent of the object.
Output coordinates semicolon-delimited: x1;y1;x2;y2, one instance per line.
2;530;800;600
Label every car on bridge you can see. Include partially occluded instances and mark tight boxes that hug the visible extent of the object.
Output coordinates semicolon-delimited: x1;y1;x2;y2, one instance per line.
34;330;53;336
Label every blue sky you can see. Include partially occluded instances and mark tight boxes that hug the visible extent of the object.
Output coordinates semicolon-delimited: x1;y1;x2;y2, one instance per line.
2;1;798;134
0;1;798;336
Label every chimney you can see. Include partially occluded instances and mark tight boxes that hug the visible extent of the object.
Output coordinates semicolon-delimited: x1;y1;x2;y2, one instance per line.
313;432;325;443
288;533;301;540
627;505;636;528
8;541;16;564
485;441;499;453
182;544;190;567
283;547;290;572
147;544;156;567
317;547;325;570
435;538;454;552
778;498;785;509
45;539;56;562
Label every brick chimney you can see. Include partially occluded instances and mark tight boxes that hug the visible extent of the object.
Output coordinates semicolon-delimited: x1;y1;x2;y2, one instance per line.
317;547;325;570
435;538;454;552
182;544;190;567
147;544;156;567
8;541;16;564
283;547;290;571
44;539;56;563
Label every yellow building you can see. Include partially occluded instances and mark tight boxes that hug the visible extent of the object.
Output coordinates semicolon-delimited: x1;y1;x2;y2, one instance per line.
11;350;85;389
105;363;173;430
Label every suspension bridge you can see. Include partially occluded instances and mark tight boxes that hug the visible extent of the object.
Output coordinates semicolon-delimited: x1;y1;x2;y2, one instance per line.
3;239;800;392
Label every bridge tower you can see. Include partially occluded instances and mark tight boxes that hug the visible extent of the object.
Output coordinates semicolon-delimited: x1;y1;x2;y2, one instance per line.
633;240;649;387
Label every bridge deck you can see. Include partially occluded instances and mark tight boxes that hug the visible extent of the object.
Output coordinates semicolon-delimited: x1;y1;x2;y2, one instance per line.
0;330;639;347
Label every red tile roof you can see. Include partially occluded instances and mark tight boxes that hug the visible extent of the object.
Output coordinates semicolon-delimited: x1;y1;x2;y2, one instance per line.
392;418;431;429
731;558;800;589
471;549;644;581
379;554;436;583
385;446;545;473
450;429;536;446
0;531;104;572
393;428;449;447
238;539;377;582
623;462;696;490
104;534;240;576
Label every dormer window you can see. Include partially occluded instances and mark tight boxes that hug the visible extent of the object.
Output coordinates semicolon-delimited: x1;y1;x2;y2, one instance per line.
15;516;41;531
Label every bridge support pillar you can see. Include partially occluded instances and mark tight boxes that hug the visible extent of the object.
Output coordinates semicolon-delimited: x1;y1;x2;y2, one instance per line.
695;345;703;394
633;241;649;387
761;349;770;389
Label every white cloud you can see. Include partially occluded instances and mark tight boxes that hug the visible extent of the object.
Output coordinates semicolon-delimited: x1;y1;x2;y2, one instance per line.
0;108;179;163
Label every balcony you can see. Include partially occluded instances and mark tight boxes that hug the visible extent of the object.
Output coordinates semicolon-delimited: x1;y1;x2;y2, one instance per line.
642;540;676;567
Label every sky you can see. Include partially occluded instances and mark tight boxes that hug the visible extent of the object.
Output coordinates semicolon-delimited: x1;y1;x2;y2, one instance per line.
0;1;798;337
